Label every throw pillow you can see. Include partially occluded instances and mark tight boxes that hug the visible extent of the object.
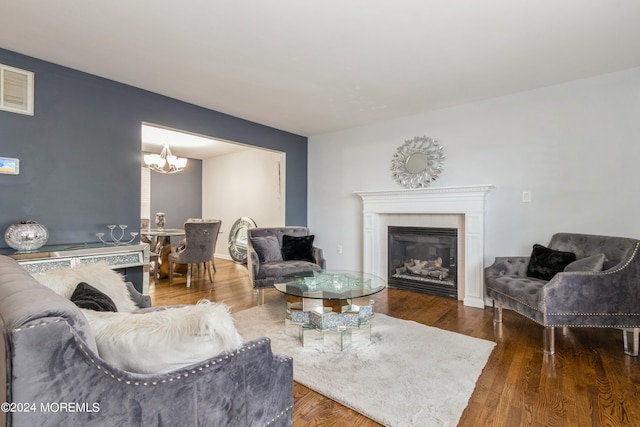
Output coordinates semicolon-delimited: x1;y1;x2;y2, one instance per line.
81;300;243;374
32;262;139;312
281;234;315;262
563;253;606;272
250;235;283;263
526;244;577;281
71;282;118;312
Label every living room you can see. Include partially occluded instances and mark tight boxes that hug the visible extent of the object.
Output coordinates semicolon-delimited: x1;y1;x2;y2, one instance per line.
1;2;640;426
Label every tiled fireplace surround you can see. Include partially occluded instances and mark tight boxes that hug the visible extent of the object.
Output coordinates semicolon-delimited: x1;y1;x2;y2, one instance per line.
355;185;494;308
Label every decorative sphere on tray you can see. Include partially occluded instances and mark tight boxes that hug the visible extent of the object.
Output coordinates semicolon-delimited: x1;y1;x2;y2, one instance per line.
4;220;49;251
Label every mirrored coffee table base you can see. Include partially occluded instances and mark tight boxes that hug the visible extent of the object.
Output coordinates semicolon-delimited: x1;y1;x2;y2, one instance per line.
284;296;375;351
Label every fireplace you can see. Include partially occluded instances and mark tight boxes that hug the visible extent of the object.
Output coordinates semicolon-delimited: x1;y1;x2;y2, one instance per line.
355;185;494;308
388;226;458;298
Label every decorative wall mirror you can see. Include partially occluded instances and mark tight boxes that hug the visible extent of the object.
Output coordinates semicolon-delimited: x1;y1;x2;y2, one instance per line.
391;136;445;188
228;217;258;263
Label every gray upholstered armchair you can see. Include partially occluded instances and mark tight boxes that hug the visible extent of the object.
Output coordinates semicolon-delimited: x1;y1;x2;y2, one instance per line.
485;233;640;356
247;226;326;304
0;255;293;426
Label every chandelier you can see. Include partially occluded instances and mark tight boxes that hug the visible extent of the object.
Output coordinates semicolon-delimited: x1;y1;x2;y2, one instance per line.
144;144;188;174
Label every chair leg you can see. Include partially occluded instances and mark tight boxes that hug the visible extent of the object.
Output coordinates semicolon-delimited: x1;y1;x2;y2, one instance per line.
211;258;216;272
544;326;555;355
257;288;265;306
493;301;503;324
623;328;639;356
186;263;192;288
207;260;214;283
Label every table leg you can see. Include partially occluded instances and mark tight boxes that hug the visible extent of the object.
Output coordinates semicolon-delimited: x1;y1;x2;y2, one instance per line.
156;237;171;279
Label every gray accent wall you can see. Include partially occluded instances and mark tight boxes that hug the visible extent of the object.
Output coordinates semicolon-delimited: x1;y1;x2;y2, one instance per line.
0;48;308;248
149;158;203;230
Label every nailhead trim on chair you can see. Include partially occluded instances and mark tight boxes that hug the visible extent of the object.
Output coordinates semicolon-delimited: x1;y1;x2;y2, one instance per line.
265;405;294;426
488;288;542;320
598;242;639;274
546;312;640;317
490;289;640;328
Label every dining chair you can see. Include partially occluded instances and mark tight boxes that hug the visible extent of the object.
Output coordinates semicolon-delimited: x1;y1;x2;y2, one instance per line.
168;220;221;287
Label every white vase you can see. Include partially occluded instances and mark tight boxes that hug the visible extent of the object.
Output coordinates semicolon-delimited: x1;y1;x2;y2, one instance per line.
4;221;49;251
155;212;166;229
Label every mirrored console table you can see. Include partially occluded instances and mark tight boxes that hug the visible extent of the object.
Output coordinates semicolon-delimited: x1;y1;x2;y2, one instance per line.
0;243;150;294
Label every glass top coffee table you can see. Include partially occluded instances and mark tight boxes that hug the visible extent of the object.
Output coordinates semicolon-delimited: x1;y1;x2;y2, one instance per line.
274;270;386;351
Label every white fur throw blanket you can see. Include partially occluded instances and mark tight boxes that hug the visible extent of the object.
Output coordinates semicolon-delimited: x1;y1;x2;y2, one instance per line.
32;262;243;374
32;262;138;312
82;300;244;374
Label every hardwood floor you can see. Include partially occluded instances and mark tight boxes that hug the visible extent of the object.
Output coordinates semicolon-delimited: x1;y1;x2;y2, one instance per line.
150;258;640;427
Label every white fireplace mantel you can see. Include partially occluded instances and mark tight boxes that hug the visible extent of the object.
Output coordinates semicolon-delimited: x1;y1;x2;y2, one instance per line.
354;185;494;308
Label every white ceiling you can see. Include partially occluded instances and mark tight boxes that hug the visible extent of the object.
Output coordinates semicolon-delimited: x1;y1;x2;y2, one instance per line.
2;0;640;138
141;123;250;159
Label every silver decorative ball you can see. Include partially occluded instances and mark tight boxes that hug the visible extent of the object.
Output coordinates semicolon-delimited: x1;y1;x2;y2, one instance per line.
4;221;49;251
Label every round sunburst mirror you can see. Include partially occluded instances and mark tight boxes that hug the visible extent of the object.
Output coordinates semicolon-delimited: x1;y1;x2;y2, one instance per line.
391;136;445;188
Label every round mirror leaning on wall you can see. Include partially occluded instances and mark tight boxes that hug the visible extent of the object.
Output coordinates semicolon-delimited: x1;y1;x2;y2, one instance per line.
228;217;258;263
391;136;445;188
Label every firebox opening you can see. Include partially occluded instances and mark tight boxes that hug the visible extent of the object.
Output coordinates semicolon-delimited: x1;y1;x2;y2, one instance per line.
388;226;458;299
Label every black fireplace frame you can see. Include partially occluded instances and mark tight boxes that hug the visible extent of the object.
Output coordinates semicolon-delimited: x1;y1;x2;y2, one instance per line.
387;226;458;299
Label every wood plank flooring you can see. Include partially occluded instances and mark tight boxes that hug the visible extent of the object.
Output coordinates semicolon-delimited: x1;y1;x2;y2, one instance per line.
150;258;640;427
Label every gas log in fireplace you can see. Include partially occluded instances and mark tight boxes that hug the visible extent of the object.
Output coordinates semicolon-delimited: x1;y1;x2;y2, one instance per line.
388;226;458;299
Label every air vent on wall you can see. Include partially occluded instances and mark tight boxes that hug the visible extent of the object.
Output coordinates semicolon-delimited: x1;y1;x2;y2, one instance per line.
0;63;34;116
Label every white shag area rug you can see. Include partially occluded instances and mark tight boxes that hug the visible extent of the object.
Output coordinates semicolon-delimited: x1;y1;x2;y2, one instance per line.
233;301;495;427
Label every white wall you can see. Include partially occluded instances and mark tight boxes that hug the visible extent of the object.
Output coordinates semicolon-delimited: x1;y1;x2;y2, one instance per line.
308;68;640;270
203;148;285;258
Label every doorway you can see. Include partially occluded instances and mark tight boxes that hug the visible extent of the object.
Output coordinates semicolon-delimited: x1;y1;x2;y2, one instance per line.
141;123;286;260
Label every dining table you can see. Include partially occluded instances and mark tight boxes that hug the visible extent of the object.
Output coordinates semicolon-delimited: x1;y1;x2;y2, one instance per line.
140;228;186;278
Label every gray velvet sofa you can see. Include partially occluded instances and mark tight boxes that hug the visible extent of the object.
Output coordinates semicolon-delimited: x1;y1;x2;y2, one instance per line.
485;233;640;356
0;255;293;427
247;227;326;304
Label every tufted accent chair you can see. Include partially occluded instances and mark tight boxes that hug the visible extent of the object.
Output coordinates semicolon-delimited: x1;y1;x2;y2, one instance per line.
247;226;326;304
485;233;640;356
